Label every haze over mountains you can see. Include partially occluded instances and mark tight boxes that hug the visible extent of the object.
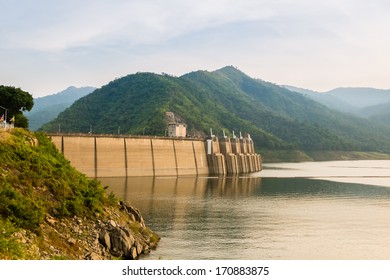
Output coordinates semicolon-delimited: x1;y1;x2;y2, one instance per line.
285;85;390;127
39;66;390;161
26;86;96;131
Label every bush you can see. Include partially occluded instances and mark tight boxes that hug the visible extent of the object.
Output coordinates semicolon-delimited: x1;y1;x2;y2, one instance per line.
0;183;44;232
0;220;25;259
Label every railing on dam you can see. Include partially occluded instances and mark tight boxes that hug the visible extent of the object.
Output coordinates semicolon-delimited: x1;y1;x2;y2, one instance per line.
48;133;262;177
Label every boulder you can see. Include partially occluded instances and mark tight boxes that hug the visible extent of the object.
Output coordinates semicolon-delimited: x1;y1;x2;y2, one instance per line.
120;202;145;227
134;241;143;255
109;227;134;257
108;220;117;228
98;228;111;250
130;247;138;260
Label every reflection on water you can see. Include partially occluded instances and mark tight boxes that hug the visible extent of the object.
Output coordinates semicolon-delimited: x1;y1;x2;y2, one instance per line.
102;176;260;201
101;170;390;260
103;175;390;202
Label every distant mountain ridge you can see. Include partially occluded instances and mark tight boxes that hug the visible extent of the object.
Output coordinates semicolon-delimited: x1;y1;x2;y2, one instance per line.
325;87;390;108
284;85;390;109
284;85;390;126
41;67;390;160
283;85;358;114
26;86;96;131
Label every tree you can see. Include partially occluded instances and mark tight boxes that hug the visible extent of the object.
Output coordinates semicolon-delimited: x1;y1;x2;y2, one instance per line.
0;85;34;128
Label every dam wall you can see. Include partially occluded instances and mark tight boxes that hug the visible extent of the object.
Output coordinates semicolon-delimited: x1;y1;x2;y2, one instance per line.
49;134;261;177
50;135;210;177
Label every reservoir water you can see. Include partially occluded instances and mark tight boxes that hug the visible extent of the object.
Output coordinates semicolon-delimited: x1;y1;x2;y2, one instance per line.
101;160;390;259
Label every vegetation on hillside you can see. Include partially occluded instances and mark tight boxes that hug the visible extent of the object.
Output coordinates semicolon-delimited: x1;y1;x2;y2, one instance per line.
0;129;118;259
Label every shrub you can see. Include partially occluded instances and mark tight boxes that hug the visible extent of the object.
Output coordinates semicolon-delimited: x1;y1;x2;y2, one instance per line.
0;220;25;259
0;183;44;232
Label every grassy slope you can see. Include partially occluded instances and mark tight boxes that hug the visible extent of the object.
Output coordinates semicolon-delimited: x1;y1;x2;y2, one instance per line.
0;128;158;259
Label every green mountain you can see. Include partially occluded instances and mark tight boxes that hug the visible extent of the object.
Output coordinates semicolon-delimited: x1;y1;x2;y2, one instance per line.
41;67;390;159
25;86;96;131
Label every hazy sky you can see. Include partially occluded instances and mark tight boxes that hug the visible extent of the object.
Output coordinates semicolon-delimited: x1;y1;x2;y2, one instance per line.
1;0;389;97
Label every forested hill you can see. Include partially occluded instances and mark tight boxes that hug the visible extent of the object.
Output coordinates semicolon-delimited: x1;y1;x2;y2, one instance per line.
41;66;390;159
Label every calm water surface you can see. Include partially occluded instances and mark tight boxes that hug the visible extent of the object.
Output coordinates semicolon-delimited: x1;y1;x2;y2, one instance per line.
101;160;390;259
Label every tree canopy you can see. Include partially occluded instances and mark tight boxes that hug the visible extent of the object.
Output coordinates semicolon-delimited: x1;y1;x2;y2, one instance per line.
0;85;34;128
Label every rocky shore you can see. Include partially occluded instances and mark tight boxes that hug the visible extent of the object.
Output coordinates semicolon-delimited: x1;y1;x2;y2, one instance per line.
13;201;159;260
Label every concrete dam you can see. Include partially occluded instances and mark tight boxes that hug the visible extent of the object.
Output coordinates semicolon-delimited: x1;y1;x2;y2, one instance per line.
49;134;262;177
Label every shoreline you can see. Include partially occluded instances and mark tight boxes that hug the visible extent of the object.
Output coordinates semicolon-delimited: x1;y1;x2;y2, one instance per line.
259;159;390;188
260;150;390;163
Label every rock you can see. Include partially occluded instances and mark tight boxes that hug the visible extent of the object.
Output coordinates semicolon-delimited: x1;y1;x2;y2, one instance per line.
45;215;56;226
93;238;100;246
99;228;111;250
67;238;77;246
109;227;134;258
72;225;80;233
85;252;102;260
121;227;131;237
128;214;137;223
92;229;99;237
13;232;27;244
120;202;145;227
135;241;143;255
108;220;117;228
130;247;138;260
6;198;158;260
